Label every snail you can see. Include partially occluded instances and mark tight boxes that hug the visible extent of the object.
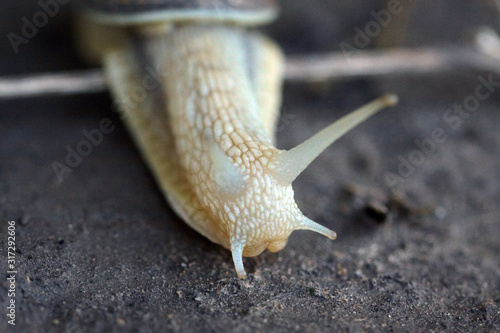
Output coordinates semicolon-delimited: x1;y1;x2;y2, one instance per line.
76;0;398;278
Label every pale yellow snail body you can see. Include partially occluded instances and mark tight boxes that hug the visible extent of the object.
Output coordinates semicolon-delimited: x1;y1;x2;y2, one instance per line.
77;0;397;278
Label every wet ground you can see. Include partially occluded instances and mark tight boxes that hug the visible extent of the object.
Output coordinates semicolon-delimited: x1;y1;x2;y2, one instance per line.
1;1;499;332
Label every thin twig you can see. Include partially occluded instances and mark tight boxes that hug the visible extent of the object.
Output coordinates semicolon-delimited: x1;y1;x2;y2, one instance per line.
284;47;458;82
0;69;106;99
0;46;499;100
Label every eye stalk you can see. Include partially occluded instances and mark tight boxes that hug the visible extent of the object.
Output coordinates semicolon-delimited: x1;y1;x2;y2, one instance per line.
270;94;399;185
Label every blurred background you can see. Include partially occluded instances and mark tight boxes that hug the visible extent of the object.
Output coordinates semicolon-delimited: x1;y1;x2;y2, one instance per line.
1;1;499;332
1;0;500;72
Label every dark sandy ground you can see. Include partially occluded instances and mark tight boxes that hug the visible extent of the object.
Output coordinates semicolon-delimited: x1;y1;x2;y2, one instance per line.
1;1;499;332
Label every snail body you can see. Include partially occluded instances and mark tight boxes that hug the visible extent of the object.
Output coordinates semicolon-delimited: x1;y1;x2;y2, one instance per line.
77;0;397;278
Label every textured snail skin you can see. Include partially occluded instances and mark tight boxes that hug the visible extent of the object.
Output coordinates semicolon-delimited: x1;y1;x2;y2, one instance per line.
98;25;396;279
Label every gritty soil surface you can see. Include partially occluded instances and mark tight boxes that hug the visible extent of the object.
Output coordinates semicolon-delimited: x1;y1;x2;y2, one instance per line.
1;1;499;332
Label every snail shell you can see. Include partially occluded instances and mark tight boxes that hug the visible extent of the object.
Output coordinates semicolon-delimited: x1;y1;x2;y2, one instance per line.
78;0;278;25
77;0;397;278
